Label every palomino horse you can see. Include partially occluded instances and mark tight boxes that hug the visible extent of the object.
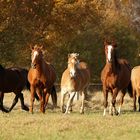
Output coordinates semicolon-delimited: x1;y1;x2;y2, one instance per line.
101;40;132;116
28;45;57;113
131;66;140;111
0;65;30;112
61;53;90;114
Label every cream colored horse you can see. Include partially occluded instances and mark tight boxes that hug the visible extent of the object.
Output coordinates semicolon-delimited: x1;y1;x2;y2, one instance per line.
60;53;90;114
131;66;140;111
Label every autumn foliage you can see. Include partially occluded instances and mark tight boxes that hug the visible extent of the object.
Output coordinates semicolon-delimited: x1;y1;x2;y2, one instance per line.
0;0;140;82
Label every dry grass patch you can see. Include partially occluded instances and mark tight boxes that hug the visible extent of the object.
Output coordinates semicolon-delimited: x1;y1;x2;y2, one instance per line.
0;90;140;140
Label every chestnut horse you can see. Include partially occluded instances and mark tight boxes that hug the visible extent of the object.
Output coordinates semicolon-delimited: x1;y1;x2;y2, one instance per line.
131;66;140;111
0;65;30;112
61;53;90;114
28;45;57;113
101;40;132;116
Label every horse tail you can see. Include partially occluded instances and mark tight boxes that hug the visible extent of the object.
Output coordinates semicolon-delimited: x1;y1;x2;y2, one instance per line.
127;81;133;98
50;85;57;108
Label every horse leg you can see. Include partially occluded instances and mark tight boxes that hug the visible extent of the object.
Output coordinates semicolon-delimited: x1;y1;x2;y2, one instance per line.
112;88;119;115
138;96;140;112
65;92;76;114
69;92;76;112
40;88;48;113
136;88;140;112
36;88;42;101
0;92;9;113
50;85;57;108
60;89;67;113
109;92;113;115
103;87;108;116
30;85;35;113
80;91;85;114
118;89;126;114
19;93;29;111
44;89;50;110
40;92;46;113
133;89;137;111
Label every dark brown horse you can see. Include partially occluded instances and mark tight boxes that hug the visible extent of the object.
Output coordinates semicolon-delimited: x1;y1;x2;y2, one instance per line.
0;65;30;112
101;40;132;116
131;66;140;111
28;44;57;113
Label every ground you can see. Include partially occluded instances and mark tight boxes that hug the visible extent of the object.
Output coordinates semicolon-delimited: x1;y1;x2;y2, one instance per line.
0;89;140;140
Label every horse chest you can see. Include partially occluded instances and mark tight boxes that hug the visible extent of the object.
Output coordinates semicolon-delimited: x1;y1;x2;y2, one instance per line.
105;74;118;89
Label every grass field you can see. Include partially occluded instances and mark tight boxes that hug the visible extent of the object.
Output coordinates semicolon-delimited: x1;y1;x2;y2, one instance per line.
0;90;140;140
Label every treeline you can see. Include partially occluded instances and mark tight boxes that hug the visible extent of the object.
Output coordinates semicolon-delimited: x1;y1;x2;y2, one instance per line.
0;0;140;82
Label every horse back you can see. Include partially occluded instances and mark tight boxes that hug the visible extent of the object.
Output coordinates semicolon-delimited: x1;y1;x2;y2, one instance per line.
0;67;27;92
78;62;90;86
118;59;131;88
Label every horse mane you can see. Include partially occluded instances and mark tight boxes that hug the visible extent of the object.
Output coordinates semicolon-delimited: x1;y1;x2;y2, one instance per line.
0;64;5;73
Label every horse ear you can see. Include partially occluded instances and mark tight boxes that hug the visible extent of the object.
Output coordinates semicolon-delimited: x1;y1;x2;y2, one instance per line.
68;54;71;58
30;45;34;50
112;40;117;48
75;53;79;57
40;45;44;50
104;40;108;46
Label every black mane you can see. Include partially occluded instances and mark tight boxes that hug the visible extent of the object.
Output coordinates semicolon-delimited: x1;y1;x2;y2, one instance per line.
0;64;5;73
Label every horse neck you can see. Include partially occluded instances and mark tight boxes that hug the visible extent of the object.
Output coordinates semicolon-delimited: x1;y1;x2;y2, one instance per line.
35;59;47;74
106;55;118;74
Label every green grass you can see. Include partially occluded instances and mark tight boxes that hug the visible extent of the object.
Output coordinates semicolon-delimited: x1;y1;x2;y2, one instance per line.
0;91;140;140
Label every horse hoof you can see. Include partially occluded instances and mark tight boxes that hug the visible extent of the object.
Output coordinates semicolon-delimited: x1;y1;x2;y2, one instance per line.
109;111;113;116
61;106;66;113
133;108;137;112
3;109;9;113
115;111;119;116
29;109;33;114
80;110;84;114
109;113;113;116
80;112;84;114
22;105;29;111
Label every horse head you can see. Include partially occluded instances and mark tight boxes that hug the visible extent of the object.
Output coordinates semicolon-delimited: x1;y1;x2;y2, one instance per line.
30;44;44;68
68;53;79;78
104;40;117;63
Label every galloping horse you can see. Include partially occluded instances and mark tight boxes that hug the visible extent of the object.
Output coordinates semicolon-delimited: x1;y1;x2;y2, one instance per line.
28;44;57;113
131;66;140;111
61;53;90;114
101;40;132;116
0;65;30;112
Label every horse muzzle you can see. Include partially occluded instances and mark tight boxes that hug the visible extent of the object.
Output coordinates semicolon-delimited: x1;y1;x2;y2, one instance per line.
107;59;112;63
31;63;36;69
70;72;76;78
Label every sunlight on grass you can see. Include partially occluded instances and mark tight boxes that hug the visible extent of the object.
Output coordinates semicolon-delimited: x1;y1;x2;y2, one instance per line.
0;90;140;140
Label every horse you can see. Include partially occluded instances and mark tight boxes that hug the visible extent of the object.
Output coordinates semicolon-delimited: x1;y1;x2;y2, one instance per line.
0;65;30;112
101;40;132;116
60;53;90;114
131;66;140;111
28;44;57;113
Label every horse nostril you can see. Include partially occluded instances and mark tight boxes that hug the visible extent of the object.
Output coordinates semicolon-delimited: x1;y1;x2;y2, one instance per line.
108;59;112;63
31;63;36;69
70;71;76;77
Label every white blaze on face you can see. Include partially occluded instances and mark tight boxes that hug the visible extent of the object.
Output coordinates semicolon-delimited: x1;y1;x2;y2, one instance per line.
70;59;76;77
107;45;113;62
32;51;38;63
